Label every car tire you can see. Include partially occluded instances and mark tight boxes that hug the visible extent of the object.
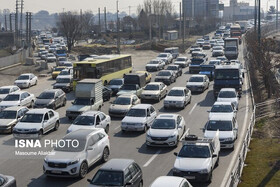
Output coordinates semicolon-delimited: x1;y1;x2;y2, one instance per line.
54;121;59;131
79;162;88;178
38;129;43;139
122;130;126;133
62;99;66;106
35;80;37;85
28;83;31;88
98;106;101;111
157;96;161;102
182;101;186;109
52;103;56;110
139;181;143;187
215;156;220;167
143;125;147;133
207;171;213;183
105;125;109;134
29;101;34;108
101;147;110;163
175;136;179;147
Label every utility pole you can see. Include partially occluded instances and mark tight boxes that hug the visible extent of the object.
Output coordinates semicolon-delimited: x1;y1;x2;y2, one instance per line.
26;12;29;46
179;2;182;39
149;4;152;42
9;14;12;31
20;0;23;42
15;0;19;45
277;0;279;31
117;0;120;54
98;8;101;33
254;0;257;32
104;7;107;32
5;15;7;31
28;12;32;56
183;11;186;52
258;0;261;44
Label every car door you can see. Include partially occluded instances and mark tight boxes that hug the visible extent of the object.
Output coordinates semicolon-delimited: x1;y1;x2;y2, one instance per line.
124;168;133;187
42;112;51;132
177;116;183;137
48;110;57;129
24;92;32;106
20;93;28;106
128;163;142;187
185;88;191;103
147;106;156;126
99;112;108;129
86;134;100;165
132;96;140;105
56;91;63;106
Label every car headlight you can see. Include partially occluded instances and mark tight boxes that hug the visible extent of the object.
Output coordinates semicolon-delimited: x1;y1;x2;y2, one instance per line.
68;159;79;166
177;100;184;104
224;137;233;141
30;128;38;132
146;134;151;138
169;134;176;138
135;123;143;126
199;169;209;174
122;122;127;126
173;167;181;173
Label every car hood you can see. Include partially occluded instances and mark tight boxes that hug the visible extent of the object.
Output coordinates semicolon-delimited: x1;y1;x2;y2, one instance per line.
174;157;211;171
117;90;137;96
15;80;29;84
0;101;20;107
15;122;42;129
67;105;91;112
186;82;204;86
0;94;8;100
146;64;159;67
67;124;95;133
110;104;131;111
107;85;122;89
54;83;70;87
204;130;234;139
46;151;83;162
142;90;160;95
164;96;184;102
0;119;16;126
148;128;176;137
122;116;146;124
209;112;234;119
174;61;185;64
157;57;167;60
217;98;238;104
155;76;170;80
35;99;53;105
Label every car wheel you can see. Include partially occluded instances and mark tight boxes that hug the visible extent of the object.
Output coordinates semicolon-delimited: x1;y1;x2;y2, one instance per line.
54;121;59;131
38;129;43;139
143;125;147;133
207;171;213;183
35;80;37;85
52;103;56;110
182;101;186;109
157;96;161;102
122;130;126;133
98;106;101;111
105;125;109;134
29;101;34;108
28;83;31;88
101;147;110;163
175;136;179;147
139;181;143;187
62;99;66;106
79;162;88;178
215;156;220;167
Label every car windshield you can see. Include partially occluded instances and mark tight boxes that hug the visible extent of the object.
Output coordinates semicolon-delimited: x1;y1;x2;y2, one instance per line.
54;68;65;71
0;111;17;119
191;59;204;65
218;91;236;98
0;88;10;94
211;105;233;113
157;71;171;76
59;58;67;61
189;77;203;82
54;138;86;152
126;108;146;117
120;85;136;90
73;98;93;105
213;47;223;50
149;61;160;64
226;47;236;51
158;54;167;57
209;61;219;65
3;94;19;101
168;90;184;96
176;58;186;61
91;170;124;186
167;66;178;70
207;120;233;131
178;145;211;158
215;69;239;80
197;39;204;42
38;92;54;99
56;78;71;83
201;66;214;71
145;84;159;90
59;71;70;75
64;63;72;67
17;75;29;80
113;97;131;105
151;119;176;129
73;116;95;126
20;114;43;123
109;79;123;85
47;54;54;57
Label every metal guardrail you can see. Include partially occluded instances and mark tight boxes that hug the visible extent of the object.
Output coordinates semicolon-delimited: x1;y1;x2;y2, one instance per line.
255;98;280;119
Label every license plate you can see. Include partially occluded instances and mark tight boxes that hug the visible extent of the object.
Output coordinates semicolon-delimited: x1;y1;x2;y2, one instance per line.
52;170;62;174
185;176;195;179
155;141;164;144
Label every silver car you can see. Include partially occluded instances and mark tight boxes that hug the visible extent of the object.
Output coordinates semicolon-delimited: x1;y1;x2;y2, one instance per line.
141;82;167;102
186;75;209;93
34;89;66;110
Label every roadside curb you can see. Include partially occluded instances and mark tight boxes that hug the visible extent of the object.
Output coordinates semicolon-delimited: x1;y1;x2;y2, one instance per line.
0;63;22;71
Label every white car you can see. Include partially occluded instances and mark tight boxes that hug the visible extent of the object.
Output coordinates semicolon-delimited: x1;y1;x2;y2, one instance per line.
204;114;238;149
208;101;237;119
46;53;57;62
186;75;209;93
121;104;157;133
146;114;186;147
217;88;239;109
157;53;173;65
109;94;140;117
0;85;20;102
174;57;188;68
145;59;165;71
0;91;35;111
164;87;191;109
43;129;110;178
141;82;168;102
67;111;111;134
14;73;38;88
196;38;205;47
150;176;192;187
13;108;60;138
56;69;73;79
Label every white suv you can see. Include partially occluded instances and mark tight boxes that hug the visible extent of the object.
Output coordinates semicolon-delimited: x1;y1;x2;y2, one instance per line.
121;104;157;133
146;114;186;147
43;129;110;178
13;109;60;139
164;87;191;109
217;88;239;110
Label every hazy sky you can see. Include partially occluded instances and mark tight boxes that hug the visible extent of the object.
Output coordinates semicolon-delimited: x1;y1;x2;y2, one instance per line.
0;0;275;14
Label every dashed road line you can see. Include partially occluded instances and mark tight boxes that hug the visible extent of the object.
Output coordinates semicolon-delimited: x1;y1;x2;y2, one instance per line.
143;150;161;167
188;103;197;115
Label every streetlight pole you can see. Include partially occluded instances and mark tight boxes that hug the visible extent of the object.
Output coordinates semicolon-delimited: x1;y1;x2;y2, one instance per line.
116;0;120;54
258;0;261;44
277;0;279;31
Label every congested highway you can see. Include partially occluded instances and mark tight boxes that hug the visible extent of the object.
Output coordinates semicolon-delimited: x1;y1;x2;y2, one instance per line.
0;37;253;187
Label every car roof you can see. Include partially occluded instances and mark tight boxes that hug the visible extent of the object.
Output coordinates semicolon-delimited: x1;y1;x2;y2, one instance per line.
3;106;27;111
100;159;135;171
147;82;162;86
20;73;33;76
176;56;187;59
132;104;152;109
81;111;101;116
42;89;61;93
0;85;17;89
26;109;50;114
213;101;233;106
167;65;179;67
190;75;206;78
220;88;236;92
157;114;178;119
117;94;135;98
151;176;185;187
171;87;185;90
209;114;233;121
8;91;27;95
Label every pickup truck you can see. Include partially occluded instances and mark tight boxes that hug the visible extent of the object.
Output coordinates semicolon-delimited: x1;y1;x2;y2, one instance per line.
173;132;220;183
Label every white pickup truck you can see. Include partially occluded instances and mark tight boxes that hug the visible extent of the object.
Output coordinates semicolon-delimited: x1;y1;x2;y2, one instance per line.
172;132;220;183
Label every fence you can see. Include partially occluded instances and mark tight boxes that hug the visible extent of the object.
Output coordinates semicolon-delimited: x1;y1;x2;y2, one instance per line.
0;49;28;69
255;98;280;119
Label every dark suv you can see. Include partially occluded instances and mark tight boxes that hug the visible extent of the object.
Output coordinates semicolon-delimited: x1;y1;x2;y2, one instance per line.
87;159;143;187
34;89;66;110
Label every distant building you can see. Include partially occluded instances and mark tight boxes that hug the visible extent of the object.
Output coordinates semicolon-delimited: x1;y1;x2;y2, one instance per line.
163;30;178;40
223;1;255;21
182;0;219;18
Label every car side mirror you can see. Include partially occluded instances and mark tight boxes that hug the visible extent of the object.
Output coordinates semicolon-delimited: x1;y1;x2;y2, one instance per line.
174;152;178;156
71;101;74;104
43;120;48;123
147;114;151;117
87;147;94;151
87;179;93;184
96;122;100;126
125;182;132;186
212;154;217;158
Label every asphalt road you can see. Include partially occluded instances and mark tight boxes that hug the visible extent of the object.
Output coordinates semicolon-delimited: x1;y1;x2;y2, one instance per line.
0;43;252;187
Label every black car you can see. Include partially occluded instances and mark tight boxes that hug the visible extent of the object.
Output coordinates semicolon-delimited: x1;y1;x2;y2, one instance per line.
53;77;73;93
34;89;66;110
103;87;112;101
166;65;182;78
155;70;176;85
0;174;16;187
87;159;143;187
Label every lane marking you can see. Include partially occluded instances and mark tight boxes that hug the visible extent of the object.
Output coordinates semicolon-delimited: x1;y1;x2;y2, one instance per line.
180;128;190;141
188;103;197;115
143;150;161;167
114;125;120;130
